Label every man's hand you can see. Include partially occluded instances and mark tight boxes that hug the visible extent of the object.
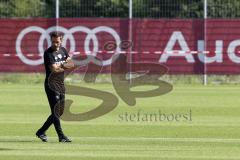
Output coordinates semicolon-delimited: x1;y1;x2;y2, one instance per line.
62;57;75;70
50;57;75;73
50;63;64;73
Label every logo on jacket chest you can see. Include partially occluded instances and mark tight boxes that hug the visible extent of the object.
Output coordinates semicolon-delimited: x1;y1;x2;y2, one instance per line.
54;54;66;61
54;53;66;65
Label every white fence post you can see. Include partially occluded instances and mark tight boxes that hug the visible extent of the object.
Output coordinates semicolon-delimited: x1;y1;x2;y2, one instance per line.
204;0;208;85
129;0;133;83
56;0;59;31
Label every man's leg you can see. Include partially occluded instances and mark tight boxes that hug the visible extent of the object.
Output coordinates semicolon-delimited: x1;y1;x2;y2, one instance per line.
36;114;53;134
47;90;64;137
53;93;71;142
36;87;64;141
37;87;70;142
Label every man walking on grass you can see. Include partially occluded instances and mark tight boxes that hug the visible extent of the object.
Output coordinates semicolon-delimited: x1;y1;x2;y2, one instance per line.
36;31;74;142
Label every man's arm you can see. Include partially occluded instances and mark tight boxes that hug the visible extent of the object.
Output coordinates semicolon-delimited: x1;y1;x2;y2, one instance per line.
50;63;64;73
62;57;75;69
49;57;75;73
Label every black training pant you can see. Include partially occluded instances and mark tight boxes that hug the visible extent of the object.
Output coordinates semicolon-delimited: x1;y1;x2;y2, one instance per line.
38;83;65;137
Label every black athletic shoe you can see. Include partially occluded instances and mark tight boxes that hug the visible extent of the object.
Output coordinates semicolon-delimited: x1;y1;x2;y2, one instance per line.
59;135;72;142
36;131;48;142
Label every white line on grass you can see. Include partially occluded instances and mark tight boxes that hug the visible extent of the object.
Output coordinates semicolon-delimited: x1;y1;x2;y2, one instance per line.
1;152;240;160
1;136;240;143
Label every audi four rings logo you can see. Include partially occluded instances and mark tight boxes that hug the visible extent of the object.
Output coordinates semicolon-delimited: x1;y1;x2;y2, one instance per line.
16;26;122;66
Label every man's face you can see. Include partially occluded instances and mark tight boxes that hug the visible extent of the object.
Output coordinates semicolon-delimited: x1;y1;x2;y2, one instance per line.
51;36;62;51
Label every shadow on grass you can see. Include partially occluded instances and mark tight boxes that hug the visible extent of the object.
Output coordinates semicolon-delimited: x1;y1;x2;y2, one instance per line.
0;139;35;143
0;148;16;151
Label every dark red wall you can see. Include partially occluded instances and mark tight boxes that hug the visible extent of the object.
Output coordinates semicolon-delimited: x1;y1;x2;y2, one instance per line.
1;18;240;74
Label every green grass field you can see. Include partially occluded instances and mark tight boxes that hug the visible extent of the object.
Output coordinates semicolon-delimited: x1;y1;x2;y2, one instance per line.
1;82;240;160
